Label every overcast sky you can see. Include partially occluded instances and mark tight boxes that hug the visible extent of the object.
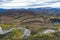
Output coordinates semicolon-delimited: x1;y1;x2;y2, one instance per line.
0;0;60;9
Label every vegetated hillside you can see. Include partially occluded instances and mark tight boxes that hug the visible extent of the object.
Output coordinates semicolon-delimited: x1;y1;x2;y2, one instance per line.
0;8;60;31
0;8;60;40
0;8;60;25
0;9;60;31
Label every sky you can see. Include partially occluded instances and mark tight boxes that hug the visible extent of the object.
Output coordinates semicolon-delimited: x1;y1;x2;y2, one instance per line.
0;0;60;9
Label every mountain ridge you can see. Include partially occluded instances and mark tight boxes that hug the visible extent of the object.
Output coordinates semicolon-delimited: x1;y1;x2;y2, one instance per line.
0;8;60;15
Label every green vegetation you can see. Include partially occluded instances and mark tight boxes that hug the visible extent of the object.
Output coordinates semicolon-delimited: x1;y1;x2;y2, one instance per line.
0;28;60;40
1;28;23;40
0;12;60;40
24;32;60;40
0;24;13;30
0;24;60;40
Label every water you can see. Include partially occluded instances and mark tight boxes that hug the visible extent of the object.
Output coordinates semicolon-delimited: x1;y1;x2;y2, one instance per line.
50;19;60;24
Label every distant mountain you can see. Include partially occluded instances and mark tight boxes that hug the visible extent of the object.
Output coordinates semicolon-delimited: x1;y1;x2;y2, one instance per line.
0;8;5;12
0;7;60;14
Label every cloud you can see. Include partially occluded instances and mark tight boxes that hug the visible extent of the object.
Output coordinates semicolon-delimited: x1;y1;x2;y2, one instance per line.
0;0;60;9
